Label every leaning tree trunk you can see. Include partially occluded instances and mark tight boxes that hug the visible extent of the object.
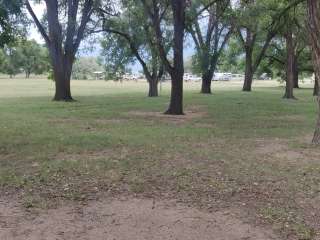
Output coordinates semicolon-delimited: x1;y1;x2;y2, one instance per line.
243;48;254;92
307;0;320;144
165;0;185;115
293;56;299;88
284;31;295;99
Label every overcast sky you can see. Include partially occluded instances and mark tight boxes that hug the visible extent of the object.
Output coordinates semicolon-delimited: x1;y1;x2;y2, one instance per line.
28;2;45;43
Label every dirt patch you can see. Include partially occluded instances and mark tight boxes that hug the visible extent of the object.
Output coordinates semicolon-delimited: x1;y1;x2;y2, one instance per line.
49;118;129;125
255;139;287;155
127;106;207;124
54;149;118;162
254;139;320;165
0;197;279;240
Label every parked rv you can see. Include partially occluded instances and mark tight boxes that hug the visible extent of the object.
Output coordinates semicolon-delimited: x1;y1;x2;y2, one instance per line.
213;73;232;81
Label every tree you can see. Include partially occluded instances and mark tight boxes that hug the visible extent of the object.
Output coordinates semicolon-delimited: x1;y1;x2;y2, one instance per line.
283;25;296;99
72;57;104;80
141;0;186;114
217;36;246;73
0;0;22;47
266;34;311;91
100;34;135;80
99;0;167;97
0;45;22;77
236;0;279;92
17;40;49;78
186;0;233;94
25;0;105;101
277;2;308;98
306;0;320;143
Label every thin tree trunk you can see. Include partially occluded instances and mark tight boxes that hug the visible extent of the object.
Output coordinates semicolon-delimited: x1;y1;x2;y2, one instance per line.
307;0;320;143
293;56;299;88
243;47;254;92
314;76;319;96
283;31;295;99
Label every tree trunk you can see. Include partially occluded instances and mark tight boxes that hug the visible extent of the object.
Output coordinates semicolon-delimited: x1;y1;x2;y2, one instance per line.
165;0;185;115
283;31;295;99
243;48;254;92
293;56;299;88
25;71;30;79
148;77;159;97
314;76;319;96
307;0;320;143
52;57;73;101
313;98;320;144
201;71;213;94
166;71;184;114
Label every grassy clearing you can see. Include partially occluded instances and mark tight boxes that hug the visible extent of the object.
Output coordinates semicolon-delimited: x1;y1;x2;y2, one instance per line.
0;78;319;239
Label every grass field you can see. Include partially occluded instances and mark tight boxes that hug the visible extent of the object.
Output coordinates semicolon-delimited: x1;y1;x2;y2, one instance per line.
0;77;320;239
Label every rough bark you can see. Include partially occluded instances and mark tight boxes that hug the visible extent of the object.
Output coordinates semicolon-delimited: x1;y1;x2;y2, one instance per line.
314;76;319;96
53;57;73;101
243;47;254;92
307;0;320;144
242;28;254;92
283;30;295;99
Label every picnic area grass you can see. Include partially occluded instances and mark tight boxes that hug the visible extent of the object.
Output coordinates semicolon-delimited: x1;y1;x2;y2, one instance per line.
0;77;319;239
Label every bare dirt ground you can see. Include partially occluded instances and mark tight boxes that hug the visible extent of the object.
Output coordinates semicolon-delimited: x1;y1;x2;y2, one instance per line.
0;197;279;240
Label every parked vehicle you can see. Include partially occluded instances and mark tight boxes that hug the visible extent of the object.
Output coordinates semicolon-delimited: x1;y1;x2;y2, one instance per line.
213;72;232;81
258;73;271;80
184;73;201;82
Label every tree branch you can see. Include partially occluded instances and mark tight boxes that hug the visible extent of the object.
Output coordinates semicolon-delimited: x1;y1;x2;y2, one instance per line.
73;0;93;53
25;0;50;45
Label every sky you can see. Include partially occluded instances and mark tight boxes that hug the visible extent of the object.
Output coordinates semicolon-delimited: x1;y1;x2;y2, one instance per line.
28;2;45;44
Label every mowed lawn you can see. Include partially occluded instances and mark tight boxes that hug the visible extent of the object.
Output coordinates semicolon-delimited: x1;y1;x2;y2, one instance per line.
0;77;320;239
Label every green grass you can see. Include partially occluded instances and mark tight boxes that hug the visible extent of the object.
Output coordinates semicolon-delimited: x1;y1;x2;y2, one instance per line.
0;77;319;239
